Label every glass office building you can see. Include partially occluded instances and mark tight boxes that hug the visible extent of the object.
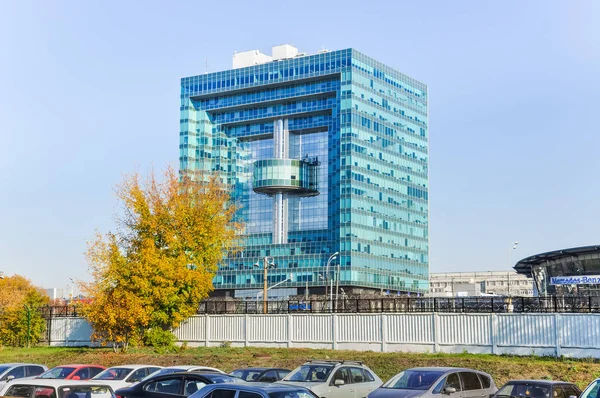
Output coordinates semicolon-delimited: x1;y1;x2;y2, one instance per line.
180;46;429;297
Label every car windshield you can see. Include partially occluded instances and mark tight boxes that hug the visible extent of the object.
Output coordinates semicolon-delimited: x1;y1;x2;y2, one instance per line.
496;383;550;398
58;385;115;398
39;367;77;379
383;370;444;390
284;365;333;382
230;370;263;382
93;368;133;380
269;391;316;398
581;381;600;398
202;375;240;383
0;366;11;375
141;368;183;382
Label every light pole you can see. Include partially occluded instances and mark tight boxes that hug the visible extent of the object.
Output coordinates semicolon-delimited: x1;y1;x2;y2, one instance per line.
256;274;292;302
254;256;275;314
335;262;341;312
325;252;339;311
507;241;519;296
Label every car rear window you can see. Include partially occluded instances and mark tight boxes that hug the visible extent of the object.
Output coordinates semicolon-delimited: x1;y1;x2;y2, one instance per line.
460;372;482;391
269;391;316;398
58;386;114;398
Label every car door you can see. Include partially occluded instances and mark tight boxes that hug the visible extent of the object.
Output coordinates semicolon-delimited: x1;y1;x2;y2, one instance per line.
127;369;149;384
562;384;582;398
554;386;567;398
460;372;483;398
183;375;210;396
444;372;465;398
26;366;46;378
348;367;373;398
329;367;356;398
5;366;26;381
143;375;185;398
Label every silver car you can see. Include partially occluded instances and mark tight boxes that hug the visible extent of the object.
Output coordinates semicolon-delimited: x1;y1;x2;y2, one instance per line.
367;367;497;398
279;360;382;398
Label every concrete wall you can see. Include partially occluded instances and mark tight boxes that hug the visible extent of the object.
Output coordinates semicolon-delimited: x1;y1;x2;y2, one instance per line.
48;313;600;358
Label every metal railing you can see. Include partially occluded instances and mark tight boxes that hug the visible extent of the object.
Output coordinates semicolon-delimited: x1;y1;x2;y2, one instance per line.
40;296;600;318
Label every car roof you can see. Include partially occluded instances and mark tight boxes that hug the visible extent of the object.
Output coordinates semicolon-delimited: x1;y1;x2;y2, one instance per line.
6;379;115;388
103;365;162;370
51;365;103;368
505;380;575;385
405;367;488;373
201;383;310;392
152;372;233;378
232;368;269;371
0;364;44;367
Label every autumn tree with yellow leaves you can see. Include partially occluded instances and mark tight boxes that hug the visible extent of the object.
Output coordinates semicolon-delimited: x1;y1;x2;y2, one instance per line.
81;168;240;352
0;275;49;347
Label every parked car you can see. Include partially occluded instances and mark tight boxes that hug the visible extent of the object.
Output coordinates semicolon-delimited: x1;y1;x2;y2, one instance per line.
1;379;115;398
115;372;244;398
142;366;225;382
38;365;106;381
279;360;382;398
189;383;317;398
367;367;497;398
580;378;600;398
0;364;48;390
493;381;582;398
92;365;163;390
230;368;291;383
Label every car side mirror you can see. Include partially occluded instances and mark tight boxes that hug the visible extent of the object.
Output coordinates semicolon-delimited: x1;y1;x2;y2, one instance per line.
72;376;81;380
6;376;15;382
334;379;345;386
443;387;457;395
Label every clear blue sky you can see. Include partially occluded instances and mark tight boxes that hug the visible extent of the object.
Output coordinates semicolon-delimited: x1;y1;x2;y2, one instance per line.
1;0;599;290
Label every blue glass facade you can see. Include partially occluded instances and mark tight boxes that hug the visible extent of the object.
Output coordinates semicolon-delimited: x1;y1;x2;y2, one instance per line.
180;48;429;296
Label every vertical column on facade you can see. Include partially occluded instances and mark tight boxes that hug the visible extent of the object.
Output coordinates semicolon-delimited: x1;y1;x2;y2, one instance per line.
273;119;289;244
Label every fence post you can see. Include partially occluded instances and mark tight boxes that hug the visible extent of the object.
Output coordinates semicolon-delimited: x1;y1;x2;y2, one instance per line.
381;314;387;352
244;314;249;347
287;313;292;348
555;313;562;357
204;314;210;347
332;313;338;350
433;312;440;353
490;314;497;354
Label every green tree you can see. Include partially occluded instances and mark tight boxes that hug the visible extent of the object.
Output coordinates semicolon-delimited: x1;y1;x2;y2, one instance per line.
0;275;49;347
81;167;240;351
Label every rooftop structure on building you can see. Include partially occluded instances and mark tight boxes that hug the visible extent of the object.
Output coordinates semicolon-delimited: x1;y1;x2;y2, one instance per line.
428;271;533;297
180;45;429;298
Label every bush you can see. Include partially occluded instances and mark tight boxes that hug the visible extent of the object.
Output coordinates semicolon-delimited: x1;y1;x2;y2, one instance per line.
143;328;176;352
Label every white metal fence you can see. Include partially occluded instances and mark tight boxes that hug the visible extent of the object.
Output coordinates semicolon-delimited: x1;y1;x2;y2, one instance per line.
48;313;600;358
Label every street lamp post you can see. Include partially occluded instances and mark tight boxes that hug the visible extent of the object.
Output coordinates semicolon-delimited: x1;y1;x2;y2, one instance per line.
325;252;339;311
254;256;275;314
507;241;519;297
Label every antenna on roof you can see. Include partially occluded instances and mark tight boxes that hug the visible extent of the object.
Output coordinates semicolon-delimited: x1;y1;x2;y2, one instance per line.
204;57;209;74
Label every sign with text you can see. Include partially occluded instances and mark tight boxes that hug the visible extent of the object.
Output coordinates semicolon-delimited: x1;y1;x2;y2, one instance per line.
550;275;600;285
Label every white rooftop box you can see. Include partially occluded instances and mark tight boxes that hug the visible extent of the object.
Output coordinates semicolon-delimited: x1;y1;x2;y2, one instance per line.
233;50;273;69
272;44;299;60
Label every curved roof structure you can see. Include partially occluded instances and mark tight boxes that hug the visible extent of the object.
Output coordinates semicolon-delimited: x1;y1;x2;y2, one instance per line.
514;245;600;276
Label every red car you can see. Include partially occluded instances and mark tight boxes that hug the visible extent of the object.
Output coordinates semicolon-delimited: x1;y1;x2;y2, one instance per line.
37;364;106;380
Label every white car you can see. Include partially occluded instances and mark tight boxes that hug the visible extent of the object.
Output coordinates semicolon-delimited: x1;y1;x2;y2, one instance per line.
279;360;382;398
91;365;163;390
142;366;224;381
0;363;48;393
1;379;115;398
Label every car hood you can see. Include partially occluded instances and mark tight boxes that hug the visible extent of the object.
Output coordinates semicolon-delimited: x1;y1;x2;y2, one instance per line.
277;381;322;391
369;388;427;398
93;381;131;390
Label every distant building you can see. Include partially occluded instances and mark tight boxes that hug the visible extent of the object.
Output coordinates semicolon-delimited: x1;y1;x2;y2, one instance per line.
180;45;429;298
514;245;600;296
428;271;533;297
